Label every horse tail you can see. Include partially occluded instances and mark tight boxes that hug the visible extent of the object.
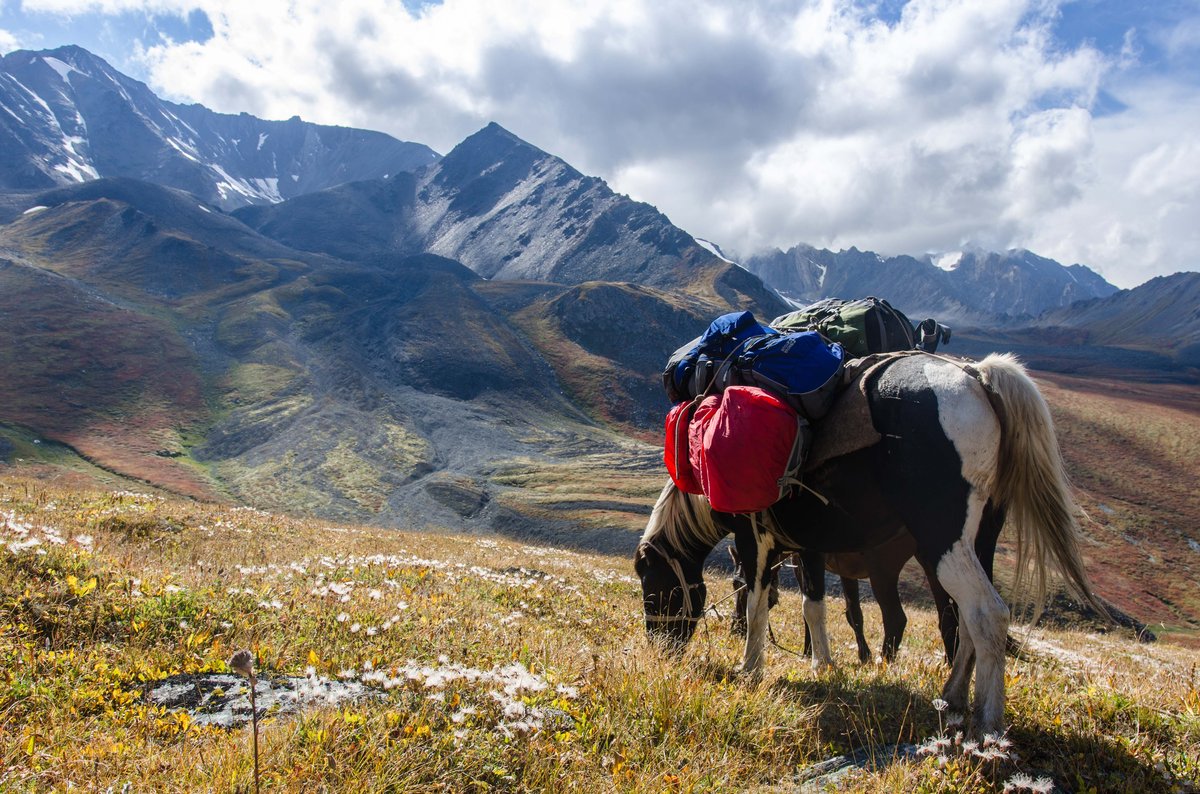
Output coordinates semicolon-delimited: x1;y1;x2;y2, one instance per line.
642;481;725;560
974;353;1108;621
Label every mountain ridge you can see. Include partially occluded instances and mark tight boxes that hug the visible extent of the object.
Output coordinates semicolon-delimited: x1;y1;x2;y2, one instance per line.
234;121;788;317
0;46;438;208
742;242;1122;325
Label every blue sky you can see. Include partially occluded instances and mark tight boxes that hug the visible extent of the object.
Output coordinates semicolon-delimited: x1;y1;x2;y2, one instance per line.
2;0;1198;288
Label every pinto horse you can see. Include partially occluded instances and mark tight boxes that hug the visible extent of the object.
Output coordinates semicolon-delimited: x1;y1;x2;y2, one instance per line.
635;352;1104;735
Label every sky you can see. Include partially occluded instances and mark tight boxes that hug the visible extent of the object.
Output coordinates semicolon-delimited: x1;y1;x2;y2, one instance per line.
1;0;1198;289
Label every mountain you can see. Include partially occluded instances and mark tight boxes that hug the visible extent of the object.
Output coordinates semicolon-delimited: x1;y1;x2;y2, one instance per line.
0;168;747;536
1030;272;1200;366
235;123;786;316
743;244;1119;324
0;46;438;209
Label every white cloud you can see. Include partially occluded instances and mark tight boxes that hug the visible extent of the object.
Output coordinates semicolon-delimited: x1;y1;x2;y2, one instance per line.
0;29;20;53
16;0;1200;287
1024;76;1200;286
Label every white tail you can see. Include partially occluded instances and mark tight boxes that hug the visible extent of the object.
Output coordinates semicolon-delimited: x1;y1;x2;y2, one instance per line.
975;353;1107;620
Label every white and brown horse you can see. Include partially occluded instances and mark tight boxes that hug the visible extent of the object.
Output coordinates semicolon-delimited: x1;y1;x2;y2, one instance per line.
635;352;1104;735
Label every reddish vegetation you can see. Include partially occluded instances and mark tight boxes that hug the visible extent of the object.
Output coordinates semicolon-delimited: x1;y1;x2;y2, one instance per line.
0;265;218;501
1035;372;1200;645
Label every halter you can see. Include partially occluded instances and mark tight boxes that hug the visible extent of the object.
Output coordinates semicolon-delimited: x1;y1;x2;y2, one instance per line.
639;539;705;625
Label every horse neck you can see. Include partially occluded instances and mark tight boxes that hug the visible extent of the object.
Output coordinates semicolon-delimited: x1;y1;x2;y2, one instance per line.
652;487;724;563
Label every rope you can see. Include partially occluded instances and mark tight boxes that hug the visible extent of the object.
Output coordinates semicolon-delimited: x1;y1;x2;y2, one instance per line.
767;618;807;658
646;537;811;659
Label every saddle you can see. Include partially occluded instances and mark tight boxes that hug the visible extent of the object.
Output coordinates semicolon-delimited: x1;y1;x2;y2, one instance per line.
804;351;915;471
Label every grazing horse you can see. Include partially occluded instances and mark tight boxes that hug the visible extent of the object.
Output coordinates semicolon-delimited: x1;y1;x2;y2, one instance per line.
730;531;962;664
635;352;1104;735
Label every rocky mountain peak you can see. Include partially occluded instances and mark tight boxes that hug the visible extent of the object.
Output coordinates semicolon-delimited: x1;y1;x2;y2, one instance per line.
0;45;439;208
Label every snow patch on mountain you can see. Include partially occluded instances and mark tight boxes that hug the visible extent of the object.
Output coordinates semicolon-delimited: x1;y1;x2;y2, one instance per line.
0;45;440;208
42;57;78;83
696;238;735;264
934;251;963;272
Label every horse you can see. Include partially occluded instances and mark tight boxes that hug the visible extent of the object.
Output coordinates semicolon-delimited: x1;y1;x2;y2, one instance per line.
634;352;1105;735
729;531;961;664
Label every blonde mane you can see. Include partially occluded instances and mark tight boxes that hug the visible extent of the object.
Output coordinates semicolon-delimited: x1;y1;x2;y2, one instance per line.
642;482;726;558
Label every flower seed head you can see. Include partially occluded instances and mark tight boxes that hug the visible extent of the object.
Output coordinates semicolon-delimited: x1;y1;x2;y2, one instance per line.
230;649;254;677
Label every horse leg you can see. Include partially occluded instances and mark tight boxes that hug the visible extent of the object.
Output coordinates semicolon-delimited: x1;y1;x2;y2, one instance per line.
841;576;871;663
930;503;1010;665
920;557;958;664
734;525;778;676
976;501;1023;656
731;545;781;639
871;564;907;663
795;554;812;657
935;496;1010;736
729;546;748;637
796;548;832;669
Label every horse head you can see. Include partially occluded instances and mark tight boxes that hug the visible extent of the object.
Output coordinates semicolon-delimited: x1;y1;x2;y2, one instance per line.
634;539;707;649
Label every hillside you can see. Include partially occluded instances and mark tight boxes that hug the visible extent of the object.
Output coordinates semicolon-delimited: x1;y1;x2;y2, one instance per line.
1031;272;1200;367
0;257;216;498
0;174;734;538
1034;373;1200;643
1;474;1196;792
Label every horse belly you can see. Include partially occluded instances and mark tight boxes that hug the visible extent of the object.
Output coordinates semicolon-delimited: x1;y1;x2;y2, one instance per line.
775;447;905;553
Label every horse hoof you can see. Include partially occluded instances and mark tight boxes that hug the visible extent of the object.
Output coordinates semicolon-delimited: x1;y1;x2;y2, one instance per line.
734;663;764;682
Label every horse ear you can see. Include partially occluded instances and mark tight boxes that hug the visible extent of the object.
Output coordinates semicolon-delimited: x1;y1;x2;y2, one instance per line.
634;544;651;575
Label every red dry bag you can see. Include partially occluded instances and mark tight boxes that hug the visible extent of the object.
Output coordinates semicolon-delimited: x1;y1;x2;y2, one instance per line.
664;400;704;494
689;386;807;514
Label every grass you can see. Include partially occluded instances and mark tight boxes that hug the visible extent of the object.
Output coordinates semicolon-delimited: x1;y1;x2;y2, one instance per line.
1;473;1197;792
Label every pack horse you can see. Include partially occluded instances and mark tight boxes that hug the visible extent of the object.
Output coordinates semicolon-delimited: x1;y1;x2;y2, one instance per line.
635;352;1104;735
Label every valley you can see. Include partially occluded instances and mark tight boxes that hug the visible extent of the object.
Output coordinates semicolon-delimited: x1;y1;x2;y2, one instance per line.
0;35;1194;705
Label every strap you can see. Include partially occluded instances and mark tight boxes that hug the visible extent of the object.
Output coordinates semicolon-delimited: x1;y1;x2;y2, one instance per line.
641;539;704;620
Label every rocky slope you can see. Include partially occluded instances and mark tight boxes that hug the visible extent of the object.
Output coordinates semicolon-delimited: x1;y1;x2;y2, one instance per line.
0;46;437;208
235;123;786;316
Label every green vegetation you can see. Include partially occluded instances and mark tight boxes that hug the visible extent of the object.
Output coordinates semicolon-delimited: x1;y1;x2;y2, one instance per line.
2;474;1196;792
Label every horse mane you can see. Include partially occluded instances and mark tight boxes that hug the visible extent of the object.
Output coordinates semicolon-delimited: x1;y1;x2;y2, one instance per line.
975;352;1108;622
642;482;726;560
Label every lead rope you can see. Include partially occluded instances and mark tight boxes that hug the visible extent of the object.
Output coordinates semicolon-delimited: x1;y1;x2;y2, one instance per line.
765;554;807;658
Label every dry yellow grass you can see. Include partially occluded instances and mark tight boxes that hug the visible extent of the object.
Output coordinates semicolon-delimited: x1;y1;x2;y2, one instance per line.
1;473;1197;792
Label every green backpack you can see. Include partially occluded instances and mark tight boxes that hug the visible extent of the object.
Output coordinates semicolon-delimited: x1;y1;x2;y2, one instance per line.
772;297;949;359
